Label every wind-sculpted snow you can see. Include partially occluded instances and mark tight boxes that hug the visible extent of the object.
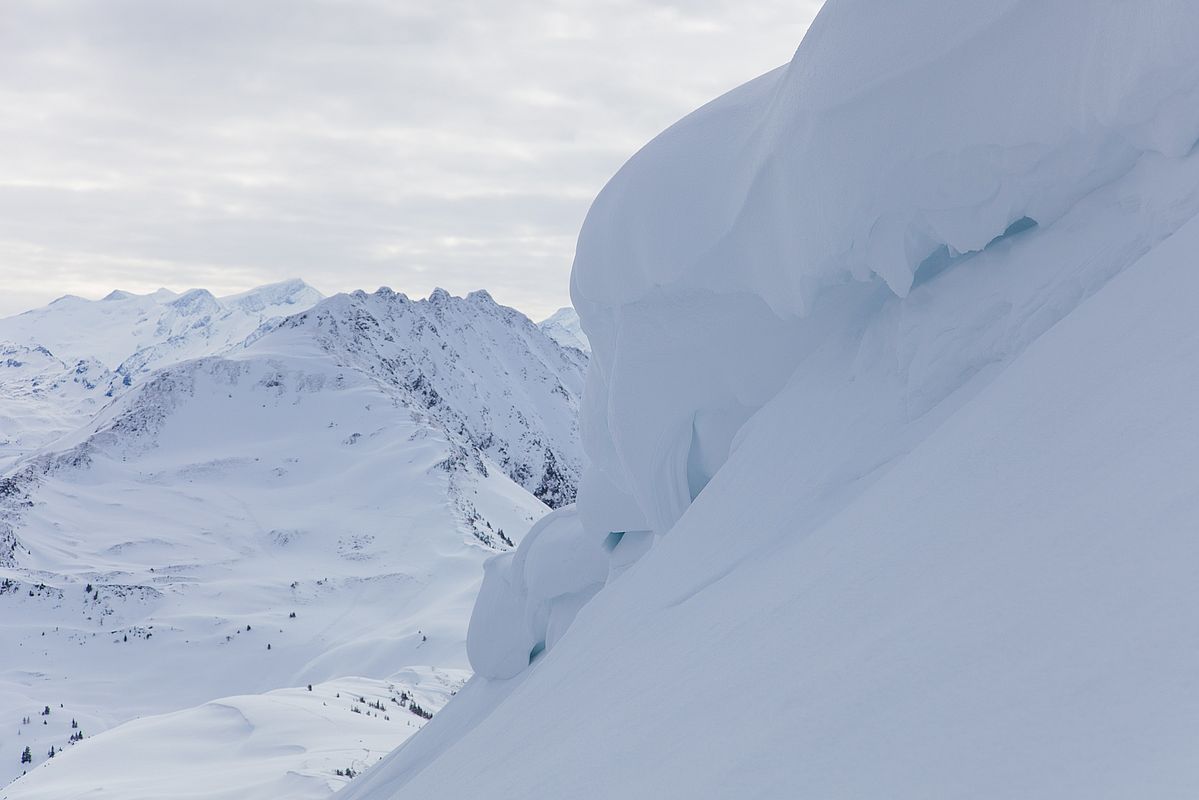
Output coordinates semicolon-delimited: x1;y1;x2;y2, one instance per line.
574;0;1199;316
345;2;1199;798
572;0;1199;537
466;507;606;680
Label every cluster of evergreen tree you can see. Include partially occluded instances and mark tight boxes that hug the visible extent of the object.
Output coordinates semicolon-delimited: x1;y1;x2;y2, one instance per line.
392;689;434;719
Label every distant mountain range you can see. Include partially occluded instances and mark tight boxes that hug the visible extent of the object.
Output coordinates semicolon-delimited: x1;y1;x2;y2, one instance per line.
0;282;586;794
0;280;324;466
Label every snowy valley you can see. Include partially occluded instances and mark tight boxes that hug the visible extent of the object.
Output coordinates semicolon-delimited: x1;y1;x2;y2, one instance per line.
0;284;585;797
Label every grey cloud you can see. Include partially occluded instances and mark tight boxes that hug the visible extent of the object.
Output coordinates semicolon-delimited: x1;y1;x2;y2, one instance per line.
0;0;821;319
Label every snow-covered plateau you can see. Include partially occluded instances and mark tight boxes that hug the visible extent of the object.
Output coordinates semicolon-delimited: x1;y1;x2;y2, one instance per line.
0;285;586;796
337;1;1199;798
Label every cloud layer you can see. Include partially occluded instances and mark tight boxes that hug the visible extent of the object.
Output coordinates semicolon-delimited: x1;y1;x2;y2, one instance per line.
0;0;820;319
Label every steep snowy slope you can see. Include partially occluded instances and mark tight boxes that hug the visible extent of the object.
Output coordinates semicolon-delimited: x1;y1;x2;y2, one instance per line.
0;289;585;792
273;289;586;507
0;281;323;464
342;2;1199;798
537;308;589;354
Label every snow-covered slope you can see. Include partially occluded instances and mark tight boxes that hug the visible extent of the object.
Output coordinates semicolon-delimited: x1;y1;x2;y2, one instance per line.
0;280;323;465
342;2;1199;798
4;671;465;800
0;280;323;371
274;289;586;507
537;308;589;354
0;288;585;793
0;345;114;474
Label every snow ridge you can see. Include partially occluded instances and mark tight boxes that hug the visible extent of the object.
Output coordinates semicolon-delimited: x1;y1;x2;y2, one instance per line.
273;288;587;507
537;308;590;354
0;280;324;464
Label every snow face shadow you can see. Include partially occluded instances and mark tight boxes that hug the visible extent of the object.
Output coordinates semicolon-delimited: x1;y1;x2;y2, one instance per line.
607;530;654;582
911;217;1038;288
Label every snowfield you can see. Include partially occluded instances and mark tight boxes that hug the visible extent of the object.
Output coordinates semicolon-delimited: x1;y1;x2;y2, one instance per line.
3;671;466;800
0;287;585;794
338;1;1199;798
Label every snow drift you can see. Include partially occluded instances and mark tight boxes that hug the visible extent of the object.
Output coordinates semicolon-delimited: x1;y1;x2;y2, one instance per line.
343;1;1199;798
573;0;1199;537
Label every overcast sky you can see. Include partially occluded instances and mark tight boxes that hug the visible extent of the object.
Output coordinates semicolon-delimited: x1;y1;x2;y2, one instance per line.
0;1;821;320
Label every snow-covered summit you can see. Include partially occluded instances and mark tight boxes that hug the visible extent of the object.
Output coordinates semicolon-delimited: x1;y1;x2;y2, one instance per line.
0;280;324;464
537;307;589;354
267;287;586;507
223;278;320;313
573;0;1199;318
0;279;323;371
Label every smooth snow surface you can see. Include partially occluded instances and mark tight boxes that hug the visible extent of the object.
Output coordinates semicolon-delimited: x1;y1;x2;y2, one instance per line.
573;0;1199;537
344;1;1199;798
2;671;465;800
